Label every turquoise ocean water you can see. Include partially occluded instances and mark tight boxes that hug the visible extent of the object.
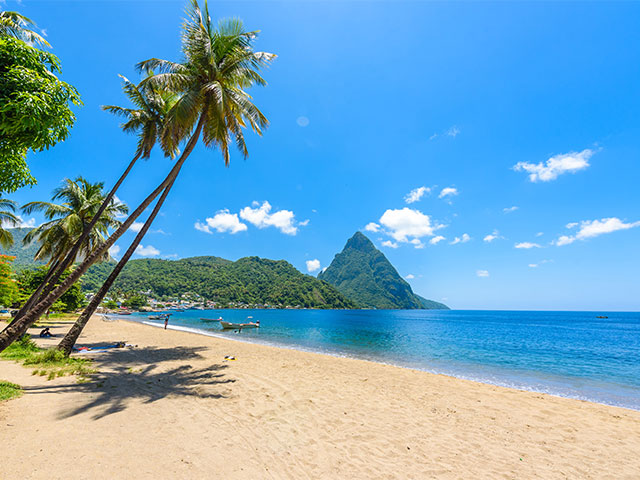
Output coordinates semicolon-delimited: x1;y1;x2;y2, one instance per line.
125;309;640;410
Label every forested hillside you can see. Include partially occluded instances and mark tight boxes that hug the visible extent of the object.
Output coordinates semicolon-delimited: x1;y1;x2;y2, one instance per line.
83;256;356;309
0;228;44;269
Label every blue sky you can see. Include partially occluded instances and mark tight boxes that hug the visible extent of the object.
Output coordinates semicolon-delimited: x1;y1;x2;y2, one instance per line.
4;0;640;310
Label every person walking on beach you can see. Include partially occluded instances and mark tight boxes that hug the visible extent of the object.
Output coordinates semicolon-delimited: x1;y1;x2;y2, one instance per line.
164;315;169;330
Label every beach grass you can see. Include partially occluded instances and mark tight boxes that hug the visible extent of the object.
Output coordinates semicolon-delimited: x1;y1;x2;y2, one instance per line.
0;335;96;381
0;380;22;401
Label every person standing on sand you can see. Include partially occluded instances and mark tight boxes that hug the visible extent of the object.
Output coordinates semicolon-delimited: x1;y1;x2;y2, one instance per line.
164;316;169;330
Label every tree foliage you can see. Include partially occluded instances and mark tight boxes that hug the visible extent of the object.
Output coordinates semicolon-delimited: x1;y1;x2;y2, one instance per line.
0;36;81;193
0;196;19;249
22;177;128;265
137;0;275;164
0;254;18;307
0;11;49;47
83;256;356;309
122;293;147;309
16;267;85;312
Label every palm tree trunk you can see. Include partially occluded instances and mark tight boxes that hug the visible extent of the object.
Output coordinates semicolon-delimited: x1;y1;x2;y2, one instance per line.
10;153;142;326
58;179;176;355
0;116;205;353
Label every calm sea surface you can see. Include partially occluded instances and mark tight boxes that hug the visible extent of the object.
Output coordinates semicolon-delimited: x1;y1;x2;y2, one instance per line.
126;309;640;410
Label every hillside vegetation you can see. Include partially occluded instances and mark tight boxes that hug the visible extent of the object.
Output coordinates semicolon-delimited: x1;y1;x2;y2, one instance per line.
83;256;356;309
0;228;44;269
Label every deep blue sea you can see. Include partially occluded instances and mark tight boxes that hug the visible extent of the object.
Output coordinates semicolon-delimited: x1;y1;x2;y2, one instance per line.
125;309;640;410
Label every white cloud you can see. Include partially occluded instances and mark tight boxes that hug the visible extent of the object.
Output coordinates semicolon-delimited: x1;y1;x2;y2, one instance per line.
515;242;541;249
1;215;36;229
404;186;430;204
476;270;489;277
379;208;443;243
555;235;574;246
513;149;594;182
430;235;445;245
195;210;247;234
566;222;579;229
194;222;210;233
299;219;310;227
381;240;399;249
439;187;458;199
405;274;415;279
306;259;321;272
130;221;144;233
535;232;544;237
450;233;471;245
135;244;160;257
364;222;380;233
296;116;309;127
108;245;121;259
429;125;459;140
410;238;425;249
240;201;298;235
483;230;502;242
529;259;552;268
554;217;640;246
503;206;519;214
446;126;460;137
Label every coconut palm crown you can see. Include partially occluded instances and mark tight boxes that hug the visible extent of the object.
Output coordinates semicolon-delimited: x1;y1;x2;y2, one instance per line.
22;177;128;265
0;197;19;249
102;73;180;160
0;11;50;47
137;0;275;164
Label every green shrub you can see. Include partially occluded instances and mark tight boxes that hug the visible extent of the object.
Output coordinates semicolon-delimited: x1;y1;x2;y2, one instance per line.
1;335;95;380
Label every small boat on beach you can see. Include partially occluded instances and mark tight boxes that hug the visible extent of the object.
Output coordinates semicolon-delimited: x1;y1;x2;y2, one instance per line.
149;313;172;320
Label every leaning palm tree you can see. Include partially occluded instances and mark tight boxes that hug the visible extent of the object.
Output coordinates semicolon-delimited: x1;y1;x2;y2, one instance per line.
0;197;19;249
8;73;178;329
0;11;50;47
57;0;274;354
1;0;274;353
22;177;128;266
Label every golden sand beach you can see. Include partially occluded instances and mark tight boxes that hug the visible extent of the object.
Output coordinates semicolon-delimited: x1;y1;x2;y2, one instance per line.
1;317;639;479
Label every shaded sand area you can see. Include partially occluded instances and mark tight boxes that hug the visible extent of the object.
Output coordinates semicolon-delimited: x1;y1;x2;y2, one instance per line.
1;318;639;479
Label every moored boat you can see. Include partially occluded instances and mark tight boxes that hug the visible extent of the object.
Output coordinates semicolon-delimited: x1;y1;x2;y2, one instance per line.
220;319;260;330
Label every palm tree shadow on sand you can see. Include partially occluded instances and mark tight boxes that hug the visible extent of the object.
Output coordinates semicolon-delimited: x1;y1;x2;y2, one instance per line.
21;346;235;420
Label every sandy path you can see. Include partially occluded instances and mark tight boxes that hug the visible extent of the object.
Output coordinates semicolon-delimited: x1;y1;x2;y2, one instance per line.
1;317;639;479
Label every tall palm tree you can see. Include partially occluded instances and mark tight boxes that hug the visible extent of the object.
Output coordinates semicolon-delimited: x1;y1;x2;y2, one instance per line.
9;73;178;328
22;177;128;266
0;11;50;47
0;197;19;249
56;0;274;354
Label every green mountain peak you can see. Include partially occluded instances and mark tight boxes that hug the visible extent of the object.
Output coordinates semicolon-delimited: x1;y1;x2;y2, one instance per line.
318;231;448;310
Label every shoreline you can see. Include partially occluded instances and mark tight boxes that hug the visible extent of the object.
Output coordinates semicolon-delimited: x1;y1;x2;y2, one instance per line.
120;314;640;412
2;316;640;478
